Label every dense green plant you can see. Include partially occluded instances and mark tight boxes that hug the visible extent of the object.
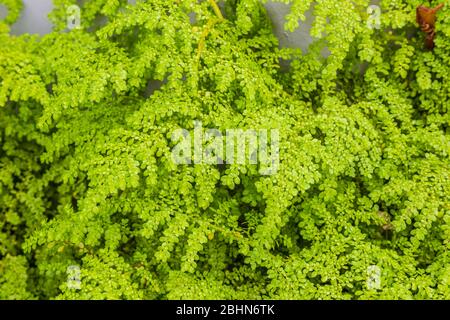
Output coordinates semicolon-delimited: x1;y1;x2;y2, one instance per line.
0;0;448;299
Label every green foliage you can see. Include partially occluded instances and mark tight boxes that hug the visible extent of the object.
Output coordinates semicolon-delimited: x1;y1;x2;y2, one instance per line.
0;0;449;300
0;0;23;25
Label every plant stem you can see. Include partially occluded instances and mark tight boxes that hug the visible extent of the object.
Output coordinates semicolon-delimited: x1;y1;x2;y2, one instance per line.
208;0;224;20
197;18;220;59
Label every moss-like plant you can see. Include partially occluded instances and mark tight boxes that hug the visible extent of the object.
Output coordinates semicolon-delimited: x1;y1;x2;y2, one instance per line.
0;0;448;299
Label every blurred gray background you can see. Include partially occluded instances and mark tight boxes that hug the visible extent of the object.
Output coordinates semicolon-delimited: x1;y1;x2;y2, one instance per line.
0;0;54;35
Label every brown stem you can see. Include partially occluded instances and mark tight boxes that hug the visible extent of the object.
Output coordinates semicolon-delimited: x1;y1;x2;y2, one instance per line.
431;3;445;13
